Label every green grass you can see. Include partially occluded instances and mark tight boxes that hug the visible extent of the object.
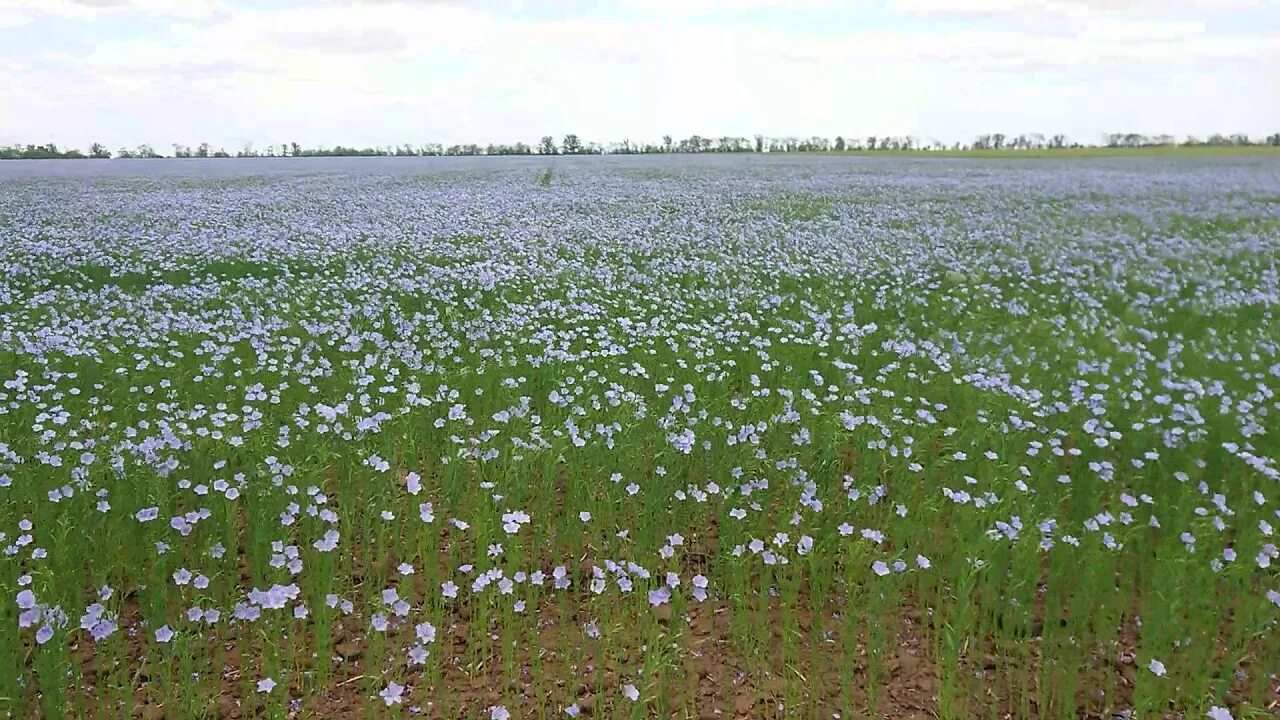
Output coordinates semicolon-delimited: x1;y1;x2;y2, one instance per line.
0;161;1277;719
803;145;1280;159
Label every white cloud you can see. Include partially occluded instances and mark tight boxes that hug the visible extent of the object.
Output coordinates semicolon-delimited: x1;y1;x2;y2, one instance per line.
892;0;1261;16
1;0;1275;149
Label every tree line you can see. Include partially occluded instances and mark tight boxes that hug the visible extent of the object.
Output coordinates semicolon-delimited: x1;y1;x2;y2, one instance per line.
4;132;1279;159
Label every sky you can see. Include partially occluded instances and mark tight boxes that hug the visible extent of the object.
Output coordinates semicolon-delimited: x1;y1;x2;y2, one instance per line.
1;0;1277;152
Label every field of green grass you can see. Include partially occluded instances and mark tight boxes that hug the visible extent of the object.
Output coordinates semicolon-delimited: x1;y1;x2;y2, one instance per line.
808;145;1280;160
0;155;1277;720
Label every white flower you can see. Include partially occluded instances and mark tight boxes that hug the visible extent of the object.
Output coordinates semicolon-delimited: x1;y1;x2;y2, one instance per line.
379;681;404;706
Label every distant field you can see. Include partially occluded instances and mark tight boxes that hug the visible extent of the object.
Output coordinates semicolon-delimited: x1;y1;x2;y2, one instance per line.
1;155;1278;720
812;145;1280;159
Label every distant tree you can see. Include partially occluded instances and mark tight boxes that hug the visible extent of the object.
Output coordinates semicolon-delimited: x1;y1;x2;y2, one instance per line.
712;136;748;153
11;128;1271;161
16;143;83;159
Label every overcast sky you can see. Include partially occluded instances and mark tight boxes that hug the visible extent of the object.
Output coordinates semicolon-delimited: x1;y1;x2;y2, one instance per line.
1;0;1276;151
